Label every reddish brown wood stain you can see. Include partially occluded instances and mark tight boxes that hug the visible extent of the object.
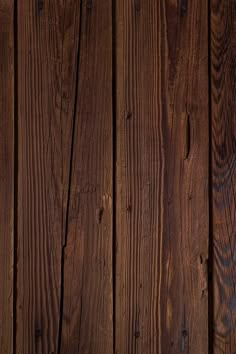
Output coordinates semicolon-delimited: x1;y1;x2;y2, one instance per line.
0;0;234;352
211;0;236;352
0;1;14;353
116;0;208;353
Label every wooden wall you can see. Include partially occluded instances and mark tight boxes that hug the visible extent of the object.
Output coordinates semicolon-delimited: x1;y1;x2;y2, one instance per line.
0;0;234;353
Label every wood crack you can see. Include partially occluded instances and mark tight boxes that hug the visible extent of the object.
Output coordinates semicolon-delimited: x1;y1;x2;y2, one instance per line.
57;1;83;353
184;113;191;160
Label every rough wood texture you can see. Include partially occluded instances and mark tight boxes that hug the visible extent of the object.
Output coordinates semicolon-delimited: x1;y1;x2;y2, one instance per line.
115;1;209;353
0;1;14;352
58;0;113;353
4;0;236;351
17;0;81;352
211;0;236;352
57;2;113;354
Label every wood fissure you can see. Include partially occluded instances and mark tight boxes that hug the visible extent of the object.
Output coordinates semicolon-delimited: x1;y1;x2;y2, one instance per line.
57;2;83;353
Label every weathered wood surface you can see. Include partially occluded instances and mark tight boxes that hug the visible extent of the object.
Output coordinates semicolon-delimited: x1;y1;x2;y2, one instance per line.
211;0;236;352
0;1;14;352
17;0;82;352
2;0;236;352
59;0;113;353
17;0;113;353
115;1;209;353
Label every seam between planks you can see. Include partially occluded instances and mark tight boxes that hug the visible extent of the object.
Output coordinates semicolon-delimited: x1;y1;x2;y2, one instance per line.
13;0;18;352
112;0;117;352
208;0;214;352
57;1;84;352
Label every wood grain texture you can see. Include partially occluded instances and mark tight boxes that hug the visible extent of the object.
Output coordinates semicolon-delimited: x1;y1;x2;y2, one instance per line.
0;1;14;352
17;0;81;352
115;0;209;353
211;0;236;352
59;0;113;353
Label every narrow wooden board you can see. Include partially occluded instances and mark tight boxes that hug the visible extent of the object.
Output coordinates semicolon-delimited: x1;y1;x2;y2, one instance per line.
211;0;236;352
17;1;81;352
116;1;209;353
59;0;113;353
0;1;14;352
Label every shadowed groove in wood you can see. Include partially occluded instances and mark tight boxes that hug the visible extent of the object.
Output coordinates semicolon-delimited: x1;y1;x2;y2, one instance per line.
112;0;117;351
13;0;18;351
208;0;214;353
57;0;83;352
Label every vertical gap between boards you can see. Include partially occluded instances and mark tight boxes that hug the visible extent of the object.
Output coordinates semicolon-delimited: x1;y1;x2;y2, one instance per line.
208;0;214;352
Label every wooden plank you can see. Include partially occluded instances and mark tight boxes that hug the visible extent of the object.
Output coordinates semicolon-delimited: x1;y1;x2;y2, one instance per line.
17;1;81;352
211;1;236;352
59;1;113;353
0;1;14;352
115;1;209;353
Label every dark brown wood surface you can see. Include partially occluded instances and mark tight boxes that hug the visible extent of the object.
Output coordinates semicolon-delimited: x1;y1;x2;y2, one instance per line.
211;0;236;352
0;0;236;352
17;0;81;352
115;0;209;353
0;1;14;352
59;0;113;353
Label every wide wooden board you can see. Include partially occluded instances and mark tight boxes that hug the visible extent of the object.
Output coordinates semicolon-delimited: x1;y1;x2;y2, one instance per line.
211;0;236;352
17;1;81;352
0;1;14;352
59;0;113;353
115;1;209;353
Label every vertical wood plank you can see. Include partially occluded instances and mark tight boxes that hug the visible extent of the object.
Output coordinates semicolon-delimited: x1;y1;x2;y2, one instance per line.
116;1;209;353
0;1;14;352
59;0;113;353
211;1;236;352
17;1;81;352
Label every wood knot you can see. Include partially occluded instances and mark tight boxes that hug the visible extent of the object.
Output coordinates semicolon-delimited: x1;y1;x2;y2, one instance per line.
35;328;42;338
87;0;92;10
37;0;44;14
180;0;187;16
134;0;140;13
199;254;208;298
97;207;104;224
127;204;132;212
134;331;140;338
126;112;132;120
